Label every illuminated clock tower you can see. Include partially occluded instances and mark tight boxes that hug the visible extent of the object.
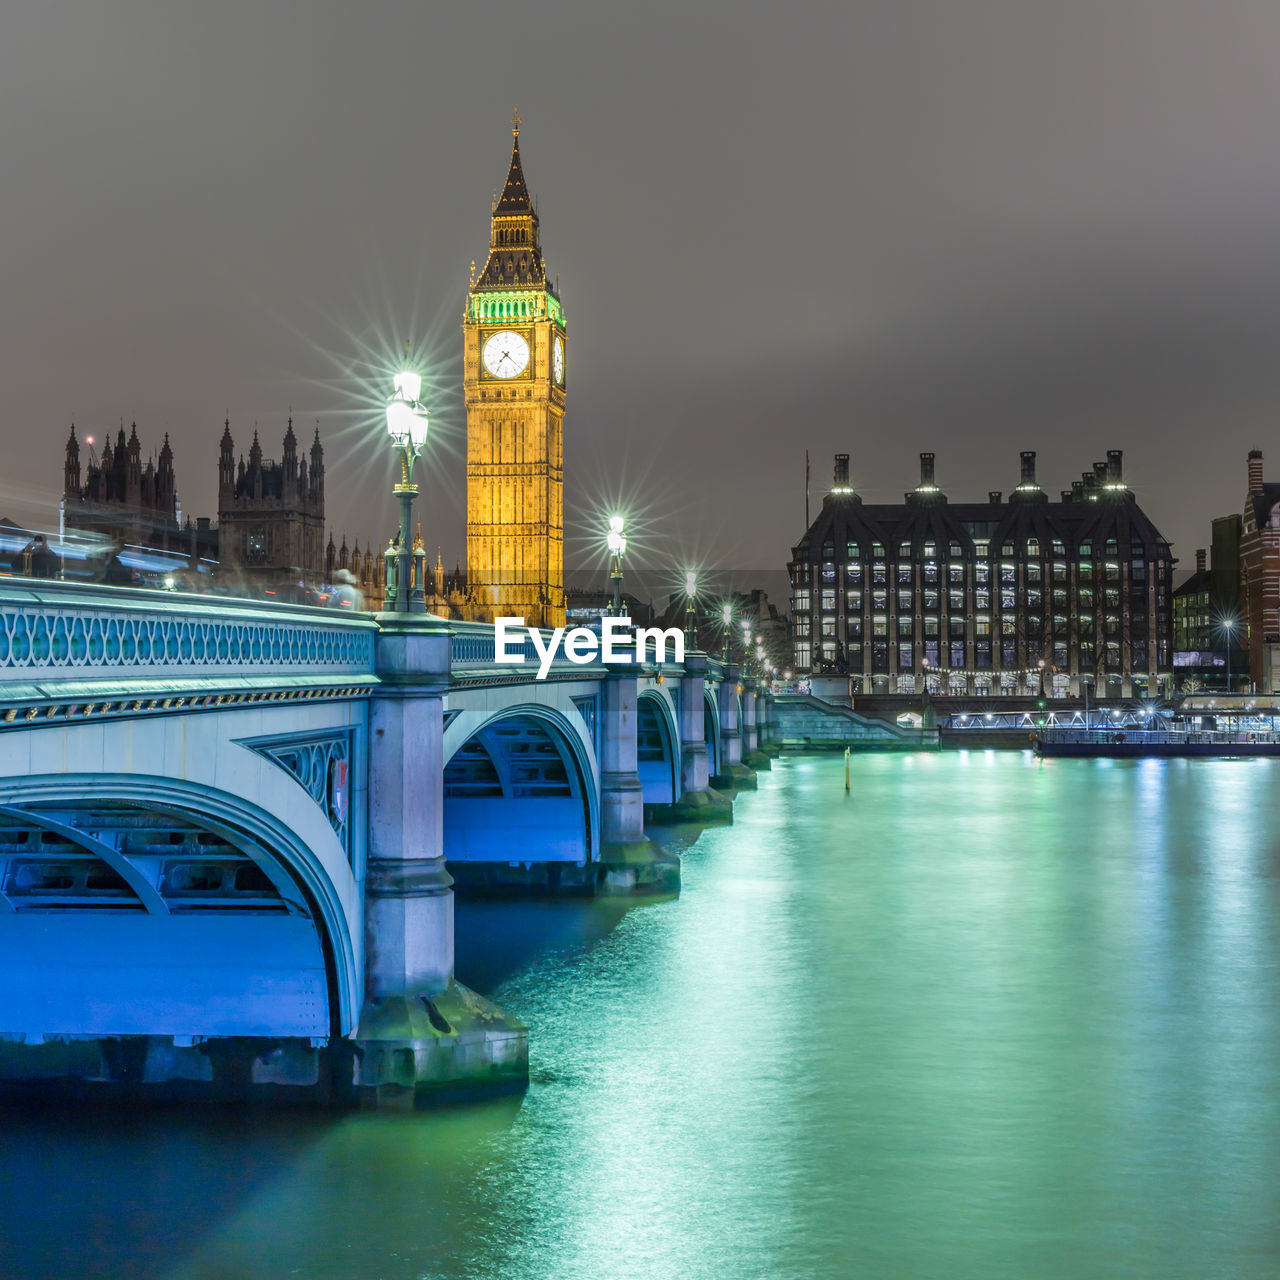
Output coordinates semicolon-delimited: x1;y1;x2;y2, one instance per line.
464;111;567;628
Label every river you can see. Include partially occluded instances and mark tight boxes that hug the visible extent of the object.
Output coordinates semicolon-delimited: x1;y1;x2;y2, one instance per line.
2;751;1278;1279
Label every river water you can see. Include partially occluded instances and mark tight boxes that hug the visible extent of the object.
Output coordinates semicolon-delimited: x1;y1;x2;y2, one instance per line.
2;751;1279;1279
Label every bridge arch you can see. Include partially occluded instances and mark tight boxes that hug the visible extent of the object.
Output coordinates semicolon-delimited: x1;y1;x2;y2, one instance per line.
704;686;722;777
0;773;361;1043
637;687;681;806
442;702;599;865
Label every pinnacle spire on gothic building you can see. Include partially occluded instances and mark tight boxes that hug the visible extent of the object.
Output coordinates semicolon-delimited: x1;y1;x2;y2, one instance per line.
475;112;546;290
495;107;533;214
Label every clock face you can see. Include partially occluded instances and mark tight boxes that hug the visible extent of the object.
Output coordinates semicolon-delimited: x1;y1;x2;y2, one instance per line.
553;336;565;385
482;330;530;379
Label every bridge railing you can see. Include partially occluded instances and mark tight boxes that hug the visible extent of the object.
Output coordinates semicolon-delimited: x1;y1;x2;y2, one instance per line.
448;619;604;676
0;580;377;692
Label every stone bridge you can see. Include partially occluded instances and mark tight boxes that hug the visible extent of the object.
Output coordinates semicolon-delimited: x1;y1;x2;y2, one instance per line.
0;581;772;1105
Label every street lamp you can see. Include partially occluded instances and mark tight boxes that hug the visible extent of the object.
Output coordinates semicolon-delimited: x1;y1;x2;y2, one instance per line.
721;602;732;662
741;617;752;666
1222;616;1236;694
606;515;626;616
684;571;697;651
1037;656;1046;699
385;362;429;613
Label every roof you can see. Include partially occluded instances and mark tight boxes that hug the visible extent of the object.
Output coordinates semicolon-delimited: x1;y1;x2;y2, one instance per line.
1249;483;1280;529
791;493;1174;561
495;133;532;213
1174;569;1212;599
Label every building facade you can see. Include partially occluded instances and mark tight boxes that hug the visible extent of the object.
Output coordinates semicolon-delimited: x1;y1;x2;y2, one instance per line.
1239;449;1280;691
788;451;1175;697
462;116;567;628
63;423;181;548
1172;515;1242;688
217;418;326;585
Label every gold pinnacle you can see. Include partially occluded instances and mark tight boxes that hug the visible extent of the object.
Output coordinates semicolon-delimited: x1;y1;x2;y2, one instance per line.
512;105;521;134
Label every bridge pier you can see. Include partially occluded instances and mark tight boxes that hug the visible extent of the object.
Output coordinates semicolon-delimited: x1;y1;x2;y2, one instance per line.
599;665;680;895
647;653;732;825
742;682;771;770
355;618;526;1106
712;664;757;790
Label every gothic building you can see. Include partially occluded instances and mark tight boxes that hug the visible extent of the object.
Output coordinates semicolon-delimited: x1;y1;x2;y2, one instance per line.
462;114;567;627
217;418;326;583
63;423;182;547
789;450;1175;697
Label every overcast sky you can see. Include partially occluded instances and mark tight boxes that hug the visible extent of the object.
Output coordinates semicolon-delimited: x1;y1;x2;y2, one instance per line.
4;1;1280;580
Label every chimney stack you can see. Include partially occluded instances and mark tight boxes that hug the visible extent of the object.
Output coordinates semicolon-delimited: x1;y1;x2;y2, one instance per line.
1019;451;1037;486
833;453;850;486
989;490;1002;505
1196;548;1207;573
1071;480;1084;501
919;452;935;487
1106;449;1123;484
1249;449;1264;494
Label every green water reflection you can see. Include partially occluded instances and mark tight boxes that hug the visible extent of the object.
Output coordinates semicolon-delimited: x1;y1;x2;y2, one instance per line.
3;752;1279;1279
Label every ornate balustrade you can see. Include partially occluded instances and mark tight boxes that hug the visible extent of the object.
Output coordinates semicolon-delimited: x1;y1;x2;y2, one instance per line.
0;582;378;728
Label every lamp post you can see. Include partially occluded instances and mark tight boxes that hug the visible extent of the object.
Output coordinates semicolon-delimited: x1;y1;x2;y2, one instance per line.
385;363;430;614
741;618;752;667
721;602;732;662
1223;617;1235;694
1037;656;1046;699
684;571;698;651
607;515;626;617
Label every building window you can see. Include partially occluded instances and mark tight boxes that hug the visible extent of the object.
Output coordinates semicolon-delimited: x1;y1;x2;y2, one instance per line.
795;643;811;669
949;590;965;611
793;588;811;612
897;616;913;637
247;528;268;564
872;615;888;637
821;588;836;611
898;643;914;669
846;590;862;611
951;641;966;666
821;618;837;637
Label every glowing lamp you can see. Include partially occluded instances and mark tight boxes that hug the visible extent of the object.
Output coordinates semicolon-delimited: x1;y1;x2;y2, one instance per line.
393;370;422;403
722;603;732;625
386;397;416;444
685;571;697;596
607;515;626;557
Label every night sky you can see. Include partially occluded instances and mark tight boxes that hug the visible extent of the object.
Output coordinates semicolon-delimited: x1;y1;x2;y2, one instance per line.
4;2;1280;583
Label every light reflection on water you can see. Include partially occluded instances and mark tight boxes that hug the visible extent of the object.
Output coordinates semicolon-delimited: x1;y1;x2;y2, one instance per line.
2;753;1280;1279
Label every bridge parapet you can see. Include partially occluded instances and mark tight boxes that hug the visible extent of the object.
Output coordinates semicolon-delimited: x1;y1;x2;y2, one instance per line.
0;582;377;724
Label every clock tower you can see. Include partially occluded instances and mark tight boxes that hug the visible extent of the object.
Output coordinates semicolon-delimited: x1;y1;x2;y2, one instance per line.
463;112;567;628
